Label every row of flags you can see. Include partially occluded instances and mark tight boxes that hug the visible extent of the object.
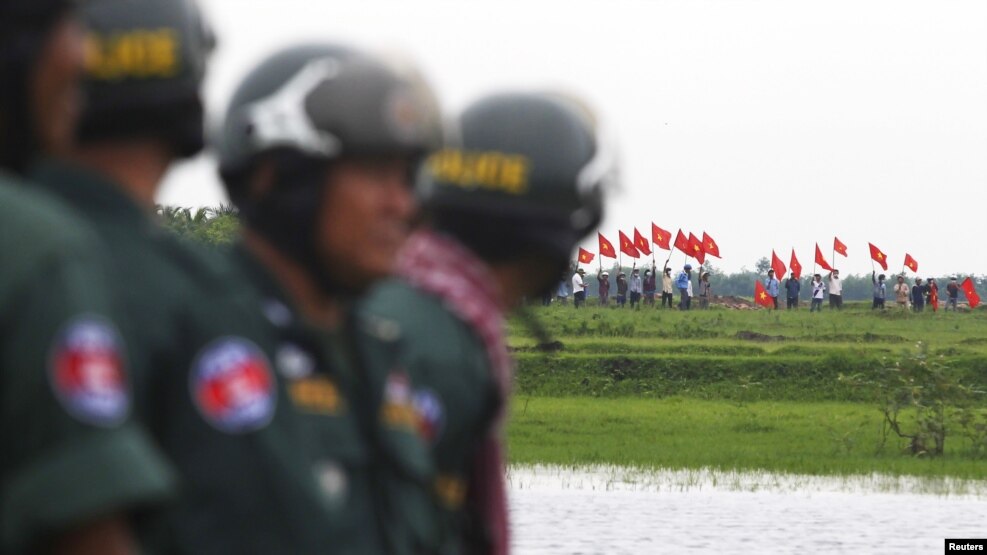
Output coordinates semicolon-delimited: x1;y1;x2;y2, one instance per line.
577;232;981;309
577;224;721;266
769;238;925;281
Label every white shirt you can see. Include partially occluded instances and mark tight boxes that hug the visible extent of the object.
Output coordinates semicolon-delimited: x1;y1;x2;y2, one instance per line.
572;273;586;293
813;281;825;299
828;276;842;295
687;278;693;297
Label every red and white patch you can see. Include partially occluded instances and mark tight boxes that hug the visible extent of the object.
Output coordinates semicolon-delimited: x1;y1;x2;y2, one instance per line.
413;388;445;443
49;315;129;427
190;337;276;433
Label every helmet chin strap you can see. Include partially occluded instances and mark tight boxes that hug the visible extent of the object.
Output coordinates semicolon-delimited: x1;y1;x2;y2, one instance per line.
243;158;363;301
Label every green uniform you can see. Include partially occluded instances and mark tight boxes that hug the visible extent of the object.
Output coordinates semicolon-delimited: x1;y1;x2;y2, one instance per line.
231;247;439;554
33;161;339;554
0;171;175;553
363;279;501;554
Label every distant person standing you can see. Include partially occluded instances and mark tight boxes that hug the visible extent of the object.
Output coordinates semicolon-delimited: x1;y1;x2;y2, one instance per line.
764;269;780;310
676;264;693;310
661;263;674;308
911;277;927;312
629;267;643;308
698;271;712;309
872;272;887;309
572;268;587;308
598;270;611;306
616;272;628;307
927;277;939;312
827;269;843;310
946;277;960;311
643;265;657;306
810;274;825;312
893;275;910;309
557;278;570;305
784;272;800;309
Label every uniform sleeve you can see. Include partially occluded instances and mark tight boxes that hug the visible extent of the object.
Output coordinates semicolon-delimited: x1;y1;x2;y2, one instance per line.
0;247;176;552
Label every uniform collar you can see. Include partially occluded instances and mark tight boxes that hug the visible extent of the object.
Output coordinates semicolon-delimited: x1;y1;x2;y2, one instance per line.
32;158;147;229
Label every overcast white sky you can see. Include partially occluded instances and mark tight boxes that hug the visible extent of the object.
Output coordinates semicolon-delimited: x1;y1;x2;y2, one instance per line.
158;0;987;276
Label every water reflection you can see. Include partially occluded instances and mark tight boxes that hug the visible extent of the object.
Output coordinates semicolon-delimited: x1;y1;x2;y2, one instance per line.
509;465;987;554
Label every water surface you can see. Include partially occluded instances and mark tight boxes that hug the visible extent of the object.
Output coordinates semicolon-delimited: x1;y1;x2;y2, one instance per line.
509;465;987;554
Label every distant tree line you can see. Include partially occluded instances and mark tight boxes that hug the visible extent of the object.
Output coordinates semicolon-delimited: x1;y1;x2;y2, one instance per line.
154;206;983;302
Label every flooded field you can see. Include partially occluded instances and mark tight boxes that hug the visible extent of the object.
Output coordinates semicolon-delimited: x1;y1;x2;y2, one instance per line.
508;465;987;554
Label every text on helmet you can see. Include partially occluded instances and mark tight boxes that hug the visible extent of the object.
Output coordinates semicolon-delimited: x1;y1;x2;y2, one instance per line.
85;28;180;80
427;149;530;195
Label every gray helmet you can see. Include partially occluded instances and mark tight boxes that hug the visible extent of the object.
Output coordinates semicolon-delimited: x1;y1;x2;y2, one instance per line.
0;0;78;172
77;0;214;157
215;43;442;294
420;92;614;264
217;43;442;197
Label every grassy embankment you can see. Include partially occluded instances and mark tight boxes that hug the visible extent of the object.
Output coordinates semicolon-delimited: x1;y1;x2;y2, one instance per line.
505;302;987;479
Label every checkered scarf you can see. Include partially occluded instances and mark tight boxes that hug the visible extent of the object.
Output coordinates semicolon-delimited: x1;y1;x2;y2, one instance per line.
397;229;511;555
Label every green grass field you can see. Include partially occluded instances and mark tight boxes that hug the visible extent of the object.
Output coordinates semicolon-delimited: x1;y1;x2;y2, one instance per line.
505;303;987;479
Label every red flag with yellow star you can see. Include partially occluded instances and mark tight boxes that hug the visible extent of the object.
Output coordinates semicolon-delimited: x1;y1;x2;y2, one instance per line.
771;250;787;279
868;243;888;271
688;232;706;264
619;231;640;258
598;233;616;259
834;237;848;257
633;228;652;256
702;231;720;258
789;249;802;280
578;248;595;264
904;254;918;273
651;223;672;251
961;277;980;308
754;280;774;308
815;243;833;271
673;229;690;255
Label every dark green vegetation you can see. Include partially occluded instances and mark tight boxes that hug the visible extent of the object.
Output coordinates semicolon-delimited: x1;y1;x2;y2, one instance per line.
157;205;240;245
506;304;987;478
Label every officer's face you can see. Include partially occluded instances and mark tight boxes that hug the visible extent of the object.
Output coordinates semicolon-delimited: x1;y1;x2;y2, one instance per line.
318;155;416;289
31;16;86;156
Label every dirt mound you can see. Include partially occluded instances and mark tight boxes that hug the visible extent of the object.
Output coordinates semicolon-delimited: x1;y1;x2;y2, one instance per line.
713;295;757;309
735;330;787;342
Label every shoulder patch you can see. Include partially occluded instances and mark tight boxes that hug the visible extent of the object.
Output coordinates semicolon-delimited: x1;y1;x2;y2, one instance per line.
48;315;130;427
190;337;277;433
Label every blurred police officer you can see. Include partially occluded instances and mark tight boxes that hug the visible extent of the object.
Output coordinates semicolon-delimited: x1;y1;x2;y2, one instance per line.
0;1;175;553
364;92;613;554
31;2;350;553
215;44;444;553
